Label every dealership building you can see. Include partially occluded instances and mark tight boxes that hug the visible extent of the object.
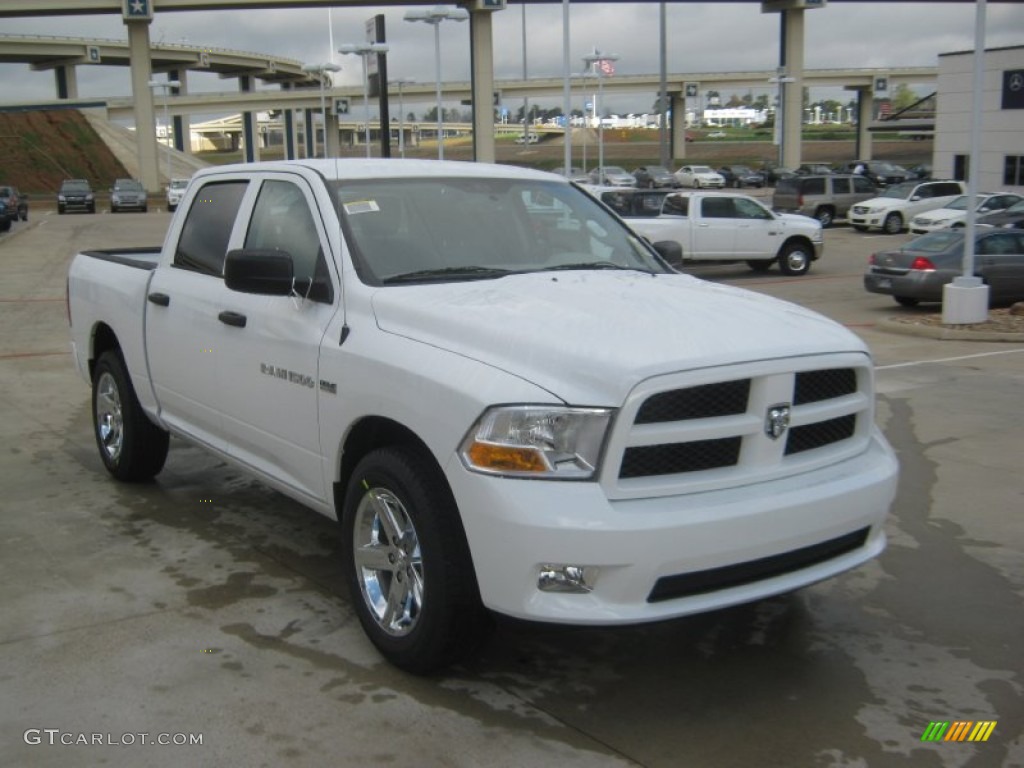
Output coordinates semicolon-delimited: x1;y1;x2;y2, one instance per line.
934;45;1024;191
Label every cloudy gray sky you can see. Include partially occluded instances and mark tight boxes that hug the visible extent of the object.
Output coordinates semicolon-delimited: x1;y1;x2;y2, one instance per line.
1;2;1022;115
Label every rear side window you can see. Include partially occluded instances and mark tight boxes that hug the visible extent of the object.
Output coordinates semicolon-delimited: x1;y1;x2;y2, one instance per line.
853;176;875;193
831;177;851;194
174;180;248;276
803;177;826;196
776;178;800;195
933;182;963;197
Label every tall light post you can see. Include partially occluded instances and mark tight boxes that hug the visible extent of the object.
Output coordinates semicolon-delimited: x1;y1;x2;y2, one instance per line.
338;42;389;158
404;5;469;160
390;78;415;158
768;67;795;167
581;51;619;183
148;79;181;187
301;62;341;158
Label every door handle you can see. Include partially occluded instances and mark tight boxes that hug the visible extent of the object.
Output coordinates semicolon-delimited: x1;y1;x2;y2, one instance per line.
147;292;170;307
218;311;247;328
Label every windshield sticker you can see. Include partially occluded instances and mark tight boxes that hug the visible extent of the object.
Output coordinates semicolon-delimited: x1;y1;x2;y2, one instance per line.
343;200;380;215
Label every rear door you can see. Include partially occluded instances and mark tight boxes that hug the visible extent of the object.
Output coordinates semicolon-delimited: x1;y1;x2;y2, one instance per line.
976;231;1024;303
145;177;250;451
691;196;739;259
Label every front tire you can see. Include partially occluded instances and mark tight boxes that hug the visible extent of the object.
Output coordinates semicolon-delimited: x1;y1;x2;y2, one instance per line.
895;296;920;307
777;242;813;276
92;350;169;481
341;446;491;674
883;212;903;235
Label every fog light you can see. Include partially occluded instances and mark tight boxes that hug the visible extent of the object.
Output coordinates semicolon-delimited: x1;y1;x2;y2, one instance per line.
537;564;596;594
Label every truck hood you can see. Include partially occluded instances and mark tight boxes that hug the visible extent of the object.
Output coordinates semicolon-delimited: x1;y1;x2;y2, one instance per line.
371;271;866;405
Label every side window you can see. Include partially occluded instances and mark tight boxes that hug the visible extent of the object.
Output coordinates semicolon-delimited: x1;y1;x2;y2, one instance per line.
853;176;875;193
914;185;934;200
701;197;735;219
174;180;248;276
831;178;851;195
244;179;327;294
733;197;772;220
600;192;631;216
938;183;964;197
637;194;665;217
661;195;688;217
804;177;826;196
977;235;1016;255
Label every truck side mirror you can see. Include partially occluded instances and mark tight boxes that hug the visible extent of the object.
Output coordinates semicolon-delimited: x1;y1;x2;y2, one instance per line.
651;240;683;268
224;249;295;295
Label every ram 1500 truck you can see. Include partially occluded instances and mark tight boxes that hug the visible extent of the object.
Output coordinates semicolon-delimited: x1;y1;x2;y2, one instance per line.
587;187;823;276
68;159;898;673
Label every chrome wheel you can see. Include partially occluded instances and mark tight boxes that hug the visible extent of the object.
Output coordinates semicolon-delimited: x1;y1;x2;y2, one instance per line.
779;243;812;276
353;486;424;637
95;371;124;464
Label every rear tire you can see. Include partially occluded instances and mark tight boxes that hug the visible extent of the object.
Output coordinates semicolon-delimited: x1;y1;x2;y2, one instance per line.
895;296;920;307
341;446;491;674
92;350;169;481
814;207;835;228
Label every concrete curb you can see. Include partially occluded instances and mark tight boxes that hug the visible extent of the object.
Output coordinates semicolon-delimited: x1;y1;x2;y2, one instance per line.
876;316;1024;343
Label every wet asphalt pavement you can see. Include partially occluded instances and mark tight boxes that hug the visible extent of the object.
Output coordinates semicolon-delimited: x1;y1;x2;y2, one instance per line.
1;210;1021;767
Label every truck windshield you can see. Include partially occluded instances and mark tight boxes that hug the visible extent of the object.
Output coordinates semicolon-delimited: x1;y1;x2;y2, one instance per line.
333;177;669;285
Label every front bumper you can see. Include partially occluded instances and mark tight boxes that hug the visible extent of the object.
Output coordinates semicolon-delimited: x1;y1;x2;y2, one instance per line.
849;211;884;229
446;429;897;624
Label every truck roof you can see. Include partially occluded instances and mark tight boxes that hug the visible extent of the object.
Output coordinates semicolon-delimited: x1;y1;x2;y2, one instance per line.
192;158;565;184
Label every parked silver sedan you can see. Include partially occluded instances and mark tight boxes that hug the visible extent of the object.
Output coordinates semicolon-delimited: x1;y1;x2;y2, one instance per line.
864;229;1024;306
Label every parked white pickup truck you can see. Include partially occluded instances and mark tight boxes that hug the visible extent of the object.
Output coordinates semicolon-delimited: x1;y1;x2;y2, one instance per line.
68;159;898;673
587;187;823;275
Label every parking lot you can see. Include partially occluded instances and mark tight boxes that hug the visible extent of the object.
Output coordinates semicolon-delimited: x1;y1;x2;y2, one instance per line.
1;209;1022;767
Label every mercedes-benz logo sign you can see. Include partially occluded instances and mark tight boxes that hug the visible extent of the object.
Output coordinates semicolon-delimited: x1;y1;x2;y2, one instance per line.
765;404;791;440
1010;73;1024;92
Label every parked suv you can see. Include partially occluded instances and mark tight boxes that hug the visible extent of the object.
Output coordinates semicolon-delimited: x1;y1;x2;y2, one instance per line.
57;179;96;214
849;180;966;234
0;185;28;226
773;174;878;227
110;178;148;213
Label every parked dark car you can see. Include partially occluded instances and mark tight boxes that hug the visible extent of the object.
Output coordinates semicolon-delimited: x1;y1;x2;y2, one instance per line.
718;165;765;188
632;165;680;189
759;164;798;187
907;163;932;180
977;199;1024;230
109;178;148;213
795;163;834;176
864;228;1024;306
0;185;28;224
0;200;9;232
57;179;96;214
840;160;910;187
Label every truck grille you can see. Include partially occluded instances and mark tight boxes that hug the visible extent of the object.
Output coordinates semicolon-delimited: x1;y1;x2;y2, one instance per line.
603;355;873;499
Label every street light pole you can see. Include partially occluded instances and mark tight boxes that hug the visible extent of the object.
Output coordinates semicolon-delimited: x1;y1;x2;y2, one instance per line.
582;51;619;183
338;43;390;158
404;6;469;161
147;79;181;187
301;62;341;158
390;79;414;158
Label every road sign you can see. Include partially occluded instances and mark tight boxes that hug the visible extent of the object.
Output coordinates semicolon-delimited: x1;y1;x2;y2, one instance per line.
685;82;700;99
123;0;152;21
335;98;350;116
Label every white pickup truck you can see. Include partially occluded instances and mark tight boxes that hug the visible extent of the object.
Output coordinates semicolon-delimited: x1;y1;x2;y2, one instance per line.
587;187;823;275
68;159;898;673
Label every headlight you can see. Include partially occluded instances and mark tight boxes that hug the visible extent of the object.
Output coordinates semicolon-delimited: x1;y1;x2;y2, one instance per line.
460;405;613;479
86;194;95;201
57;195;66;202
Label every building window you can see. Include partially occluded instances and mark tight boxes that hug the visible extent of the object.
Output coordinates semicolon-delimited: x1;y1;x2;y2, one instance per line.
953;155;969;182
1005;156;1024;186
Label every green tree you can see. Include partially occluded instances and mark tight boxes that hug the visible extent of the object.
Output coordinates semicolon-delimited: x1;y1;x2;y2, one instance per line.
891;83;920;111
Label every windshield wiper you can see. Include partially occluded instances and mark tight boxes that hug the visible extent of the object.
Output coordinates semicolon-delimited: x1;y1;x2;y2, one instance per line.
537;261;649;273
382;266;513;284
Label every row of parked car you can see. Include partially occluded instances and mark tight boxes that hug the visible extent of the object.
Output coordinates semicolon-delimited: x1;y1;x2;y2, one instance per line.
0;185;29;231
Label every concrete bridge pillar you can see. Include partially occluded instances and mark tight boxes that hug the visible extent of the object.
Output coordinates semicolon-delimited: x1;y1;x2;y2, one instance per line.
470;8;496;164
239;75;259;163
671;92;687;162
54;65;78;99
126;20;160;193
168;69;191;155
